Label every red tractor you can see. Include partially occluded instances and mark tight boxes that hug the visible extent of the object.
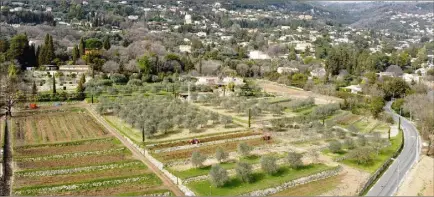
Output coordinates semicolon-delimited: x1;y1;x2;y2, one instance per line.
262;132;271;141
189;138;200;144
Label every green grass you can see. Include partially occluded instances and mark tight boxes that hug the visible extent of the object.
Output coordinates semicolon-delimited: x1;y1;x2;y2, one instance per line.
104;116;143;146
170;155;262;179
271;174;343;196
187;164;335;196
117;189;173;196
341;130;403;173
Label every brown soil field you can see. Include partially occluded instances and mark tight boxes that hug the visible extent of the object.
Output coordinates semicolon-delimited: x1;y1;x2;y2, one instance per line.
14;138;119;157
16;152;131;170
12;110;109;146
54;179;164;196
257;80;342;105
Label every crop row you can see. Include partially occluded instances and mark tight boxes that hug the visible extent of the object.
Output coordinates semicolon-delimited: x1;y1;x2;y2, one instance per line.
17;147;127;162
153;138;274;162
14;174;160;196
15;160;143;177
148;131;261;151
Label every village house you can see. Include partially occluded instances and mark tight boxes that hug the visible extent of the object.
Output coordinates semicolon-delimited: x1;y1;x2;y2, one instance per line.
277;67;299;74
342;84;362;94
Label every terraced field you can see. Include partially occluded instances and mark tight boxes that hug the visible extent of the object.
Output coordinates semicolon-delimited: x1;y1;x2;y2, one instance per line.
11;109;109;146
11;108;171;196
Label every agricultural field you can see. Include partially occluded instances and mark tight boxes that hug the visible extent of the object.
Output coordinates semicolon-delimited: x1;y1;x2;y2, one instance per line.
11;108;171;196
11;108;109;146
95;91;398;196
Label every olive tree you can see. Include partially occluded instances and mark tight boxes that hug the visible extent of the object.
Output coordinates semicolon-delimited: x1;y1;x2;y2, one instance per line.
261;155;279;175
215;147;228;162
349;146;374;164
191;151;206;168
237;142;252;157
209;164;229;187
235;162;253;183
286;152;303;169
329;140;343;153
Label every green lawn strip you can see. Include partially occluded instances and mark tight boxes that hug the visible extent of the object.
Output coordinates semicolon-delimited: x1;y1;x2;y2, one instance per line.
15;160;145;177
104;116;142;145
169;155;270;179
187;164;335;196
341;130;403;173
14;174;161;196
271;174;343;196
116;189;173;196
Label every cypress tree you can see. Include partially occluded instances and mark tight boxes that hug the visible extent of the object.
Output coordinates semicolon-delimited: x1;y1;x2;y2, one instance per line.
46;34;55;62
35;45;41;67
72;44;79;62
103;36;111;50
79;38;85;56
32;81;37;95
38;45;47;66
52;75;56;94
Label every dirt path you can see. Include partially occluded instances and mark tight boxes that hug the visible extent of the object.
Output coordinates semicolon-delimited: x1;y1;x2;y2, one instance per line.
396;155;434;196
316;154;370;196
84;104;184;196
257;80;342;105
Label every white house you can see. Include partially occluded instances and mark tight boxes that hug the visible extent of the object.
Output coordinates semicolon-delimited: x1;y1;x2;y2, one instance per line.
196;32;207;38
185;14;192;24
277;67;299;74
222;77;244;86
195;77;219;86
248;50;271;60
402;73;420;83
310;67;326;78
179;45;192;53
343;85;362;94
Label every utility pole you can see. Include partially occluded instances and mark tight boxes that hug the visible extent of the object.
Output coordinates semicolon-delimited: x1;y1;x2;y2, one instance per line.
248;108;251;128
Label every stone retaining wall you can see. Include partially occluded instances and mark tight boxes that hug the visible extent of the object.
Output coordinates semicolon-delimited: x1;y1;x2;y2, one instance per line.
241;166;343;196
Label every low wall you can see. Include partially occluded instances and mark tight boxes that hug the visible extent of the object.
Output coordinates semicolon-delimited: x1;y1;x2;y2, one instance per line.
120;133;196;196
241;166;343;196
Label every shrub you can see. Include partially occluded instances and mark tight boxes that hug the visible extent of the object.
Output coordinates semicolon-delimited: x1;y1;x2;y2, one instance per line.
209;164;229;187
329;140;342;153
220;115;233;127
191;151;206;168
215;147;228;162
344;138;356;150
110;73;128;84
349;146;374;164
235;162;253;183
286;152;303;169
357;135;367;146
261;155;279;175
237;142;252;157
127;79;142;86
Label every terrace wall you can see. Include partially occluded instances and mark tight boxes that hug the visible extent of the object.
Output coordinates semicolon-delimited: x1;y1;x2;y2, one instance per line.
241;166;343;196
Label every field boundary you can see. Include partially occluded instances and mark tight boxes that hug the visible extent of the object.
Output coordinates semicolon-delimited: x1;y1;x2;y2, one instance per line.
242;166;343;196
84;104;187;196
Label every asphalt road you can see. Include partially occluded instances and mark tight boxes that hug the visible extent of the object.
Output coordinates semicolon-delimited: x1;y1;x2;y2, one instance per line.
366;101;421;196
